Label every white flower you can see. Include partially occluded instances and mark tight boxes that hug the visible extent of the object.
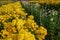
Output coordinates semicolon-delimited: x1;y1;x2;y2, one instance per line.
50;18;53;21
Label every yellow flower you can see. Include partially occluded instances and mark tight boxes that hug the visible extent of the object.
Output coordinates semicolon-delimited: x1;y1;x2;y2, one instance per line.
16;19;26;31
12;19;16;26
37;34;46;40
39;26;47;35
28;15;34;19
1;30;10;38
36;26;47;40
4;37;12;40
18;28;36;40
18;33;24;40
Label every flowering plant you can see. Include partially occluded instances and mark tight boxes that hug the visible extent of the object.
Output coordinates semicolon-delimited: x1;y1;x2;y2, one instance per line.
0;1;47;40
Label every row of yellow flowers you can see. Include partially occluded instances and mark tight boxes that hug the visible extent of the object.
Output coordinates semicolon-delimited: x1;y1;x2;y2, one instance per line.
28;0;60;4
0;1;47;40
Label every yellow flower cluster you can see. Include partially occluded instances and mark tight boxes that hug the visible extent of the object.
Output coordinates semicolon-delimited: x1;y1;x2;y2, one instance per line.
29;0;60;4
0;1;47;40
36;26;47;40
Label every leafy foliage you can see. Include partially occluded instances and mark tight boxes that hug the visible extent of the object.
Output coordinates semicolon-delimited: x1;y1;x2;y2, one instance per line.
22;2;60;40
